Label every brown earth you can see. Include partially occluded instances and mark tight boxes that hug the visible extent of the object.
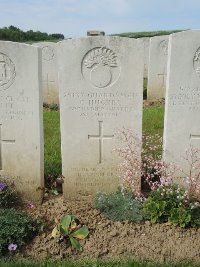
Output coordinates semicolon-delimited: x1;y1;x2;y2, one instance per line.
19;195;200;264
143;99;165;107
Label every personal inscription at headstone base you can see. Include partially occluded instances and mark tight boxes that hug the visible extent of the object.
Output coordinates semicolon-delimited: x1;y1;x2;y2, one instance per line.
57;37;144;198
34;42;59;105
163;30;200;182
0;41;44;203
147;35;169;100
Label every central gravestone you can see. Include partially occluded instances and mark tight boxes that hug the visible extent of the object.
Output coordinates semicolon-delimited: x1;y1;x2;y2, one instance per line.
58;37;144;198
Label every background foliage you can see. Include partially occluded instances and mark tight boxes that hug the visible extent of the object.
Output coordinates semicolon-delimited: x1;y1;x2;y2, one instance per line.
0;25;64;42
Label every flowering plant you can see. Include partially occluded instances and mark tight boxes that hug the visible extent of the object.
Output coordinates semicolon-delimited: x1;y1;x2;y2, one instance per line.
114;128;142;196
144;183;200;227
141;132;178;191
114;128;171;194
180;146;200;196
8;243;17;252
0;208;39;255
0;182;7;192
0;179;18;208
113;127;200;227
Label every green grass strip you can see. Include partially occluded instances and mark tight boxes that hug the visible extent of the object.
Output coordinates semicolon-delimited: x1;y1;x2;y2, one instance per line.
44;111;61;178
0;259;199;267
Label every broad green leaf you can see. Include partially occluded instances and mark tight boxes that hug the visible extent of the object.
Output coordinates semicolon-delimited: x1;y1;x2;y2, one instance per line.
51;226;60;239
70;227;89;239
69;236;82;251
70;215;76;223
60;215;71;235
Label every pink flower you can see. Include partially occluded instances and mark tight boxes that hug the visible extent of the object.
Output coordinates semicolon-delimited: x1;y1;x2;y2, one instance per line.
8;243;17;251
27;202;35;209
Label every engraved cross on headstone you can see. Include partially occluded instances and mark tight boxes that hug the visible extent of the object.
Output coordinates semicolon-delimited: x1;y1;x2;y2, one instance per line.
43;73;55;96
88;121;114;164
158;73;167;88
0;124;15;170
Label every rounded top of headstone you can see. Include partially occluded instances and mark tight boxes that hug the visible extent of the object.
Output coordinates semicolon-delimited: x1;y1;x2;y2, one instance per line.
42;46;55;61
87;31;105;36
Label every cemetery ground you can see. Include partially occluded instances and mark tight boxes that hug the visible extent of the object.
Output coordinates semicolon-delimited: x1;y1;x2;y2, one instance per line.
1;102;200;267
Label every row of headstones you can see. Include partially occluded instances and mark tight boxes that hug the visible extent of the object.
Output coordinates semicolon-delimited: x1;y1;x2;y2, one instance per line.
0;30;199;203
34;35;168;105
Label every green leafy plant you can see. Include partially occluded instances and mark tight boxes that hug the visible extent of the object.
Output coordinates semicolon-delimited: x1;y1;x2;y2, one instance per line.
52;215;89;251
0;208;39;255
95;190;148;222
144;184;200;227
169;207;191;228
144;200;166;223
191;206;200;227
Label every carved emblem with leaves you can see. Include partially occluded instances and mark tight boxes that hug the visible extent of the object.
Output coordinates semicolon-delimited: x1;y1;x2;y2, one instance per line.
83;47;119;88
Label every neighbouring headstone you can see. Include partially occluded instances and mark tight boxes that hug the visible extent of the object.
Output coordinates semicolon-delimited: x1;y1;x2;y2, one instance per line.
87;31;105;36
57;37;144;198
34;42;59;105
147;35;169;100
140;37;150;79
0;41;44;203
163;30;200;182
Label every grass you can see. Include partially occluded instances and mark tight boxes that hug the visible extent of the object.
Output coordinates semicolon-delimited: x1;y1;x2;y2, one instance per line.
143;105;164;136
25;40;60;44
44;111;61;178
0;259;199;267
142;104;164;158
112;30;186;38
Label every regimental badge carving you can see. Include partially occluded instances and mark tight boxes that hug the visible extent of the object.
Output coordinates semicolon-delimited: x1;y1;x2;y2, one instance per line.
193;47;200;75
42;46;54;61
82;47;121;88
0;53;16;91
159;40;168;56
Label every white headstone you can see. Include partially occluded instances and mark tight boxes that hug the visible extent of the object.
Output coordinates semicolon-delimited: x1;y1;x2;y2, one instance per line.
87;31;105;36
0;41;44;203
163;30;200;181
57;37;144;198
140;37;150;79
34;42;59;105
147;35;169;100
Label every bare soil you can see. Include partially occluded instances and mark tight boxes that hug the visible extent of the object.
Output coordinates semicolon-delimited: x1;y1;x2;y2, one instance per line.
19;195;200;264
143;99;165;107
